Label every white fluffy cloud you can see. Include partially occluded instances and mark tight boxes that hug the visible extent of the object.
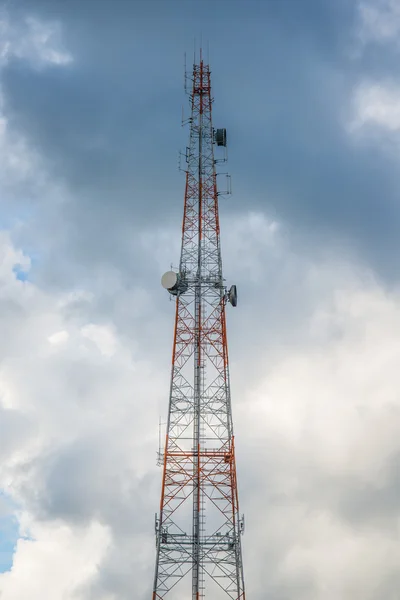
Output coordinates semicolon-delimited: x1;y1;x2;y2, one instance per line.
0;228;164;598
350;81;400;132
349;2;400;143
358;0;400;47
236;264;400;599
0;209;400;599
0;12;73;68
0;519;110;600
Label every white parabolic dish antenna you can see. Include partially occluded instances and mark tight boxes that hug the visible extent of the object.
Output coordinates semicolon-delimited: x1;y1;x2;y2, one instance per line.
161;271;178;290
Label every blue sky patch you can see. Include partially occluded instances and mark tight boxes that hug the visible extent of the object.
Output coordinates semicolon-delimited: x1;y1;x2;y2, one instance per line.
12;264;29;282
0;514;19;573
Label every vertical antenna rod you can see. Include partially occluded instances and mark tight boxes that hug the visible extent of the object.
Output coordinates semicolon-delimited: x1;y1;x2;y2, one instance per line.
153;53;245;600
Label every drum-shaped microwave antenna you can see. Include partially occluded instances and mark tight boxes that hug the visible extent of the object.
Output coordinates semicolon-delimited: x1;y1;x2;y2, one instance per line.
228;284;237;307
215;128;227;147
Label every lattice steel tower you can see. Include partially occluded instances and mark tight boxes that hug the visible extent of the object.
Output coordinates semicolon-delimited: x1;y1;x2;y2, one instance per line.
152;51;245;600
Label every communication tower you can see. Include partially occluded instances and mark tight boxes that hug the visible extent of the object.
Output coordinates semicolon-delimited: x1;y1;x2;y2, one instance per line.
152;51;246;600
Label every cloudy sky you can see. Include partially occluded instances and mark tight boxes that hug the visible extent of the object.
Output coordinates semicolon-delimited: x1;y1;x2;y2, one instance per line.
0;0;400;598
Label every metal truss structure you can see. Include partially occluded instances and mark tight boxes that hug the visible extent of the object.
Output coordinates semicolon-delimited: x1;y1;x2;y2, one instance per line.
152;52;246;600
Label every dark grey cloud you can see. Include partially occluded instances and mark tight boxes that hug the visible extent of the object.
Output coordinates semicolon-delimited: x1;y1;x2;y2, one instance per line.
19;434;157;533
336;450;400;529
4;0;398;290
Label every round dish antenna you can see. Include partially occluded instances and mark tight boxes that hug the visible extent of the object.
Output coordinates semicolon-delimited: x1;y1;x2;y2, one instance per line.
161;271;189;296
228;285;237;307
161;271;178;291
